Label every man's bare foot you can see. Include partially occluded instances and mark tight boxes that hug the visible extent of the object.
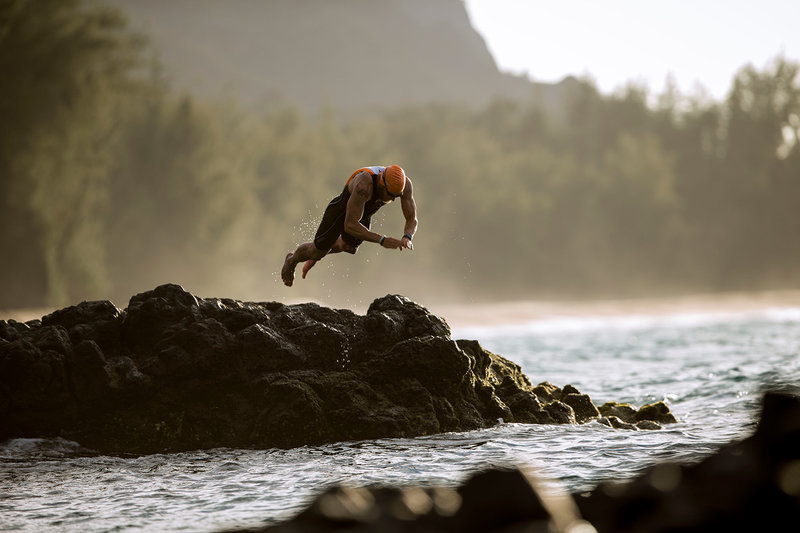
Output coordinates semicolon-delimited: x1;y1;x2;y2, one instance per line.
281;252;296;286
301;259;317;279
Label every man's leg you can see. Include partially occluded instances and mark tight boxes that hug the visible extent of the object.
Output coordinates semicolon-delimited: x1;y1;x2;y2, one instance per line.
282;242;328;286
286;190;351;286
301;237;356;279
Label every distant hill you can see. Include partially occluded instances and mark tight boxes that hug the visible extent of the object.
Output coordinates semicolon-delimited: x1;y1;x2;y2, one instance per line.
106;0;579;114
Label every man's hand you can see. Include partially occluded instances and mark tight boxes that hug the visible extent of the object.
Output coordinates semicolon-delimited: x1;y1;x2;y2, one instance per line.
379;236;413;250
379;236;404;250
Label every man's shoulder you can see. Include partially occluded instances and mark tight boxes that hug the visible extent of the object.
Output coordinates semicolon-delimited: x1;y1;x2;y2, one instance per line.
353;169;374;179
402;175;413;197
348;171;373;199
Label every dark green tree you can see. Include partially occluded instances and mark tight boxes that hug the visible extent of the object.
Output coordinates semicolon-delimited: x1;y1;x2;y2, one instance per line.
0;0;143;305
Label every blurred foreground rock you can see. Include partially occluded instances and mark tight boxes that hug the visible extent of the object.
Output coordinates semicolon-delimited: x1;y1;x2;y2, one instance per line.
1;284;673;454
230;391;800;532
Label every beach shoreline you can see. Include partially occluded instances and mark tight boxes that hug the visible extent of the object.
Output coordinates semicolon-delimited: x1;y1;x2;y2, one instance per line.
428;289;800;329
4;289;800;329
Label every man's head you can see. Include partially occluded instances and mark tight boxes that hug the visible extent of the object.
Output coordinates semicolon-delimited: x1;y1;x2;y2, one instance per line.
381;165;406;200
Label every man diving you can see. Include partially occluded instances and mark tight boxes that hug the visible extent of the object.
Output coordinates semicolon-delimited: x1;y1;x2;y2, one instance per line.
281;164;418;286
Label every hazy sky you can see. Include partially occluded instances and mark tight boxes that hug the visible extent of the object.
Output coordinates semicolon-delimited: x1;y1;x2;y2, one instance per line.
463;0;800;100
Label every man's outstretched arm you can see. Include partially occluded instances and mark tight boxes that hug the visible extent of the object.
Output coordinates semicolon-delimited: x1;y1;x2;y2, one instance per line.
343;174;403;249
400;177;417;250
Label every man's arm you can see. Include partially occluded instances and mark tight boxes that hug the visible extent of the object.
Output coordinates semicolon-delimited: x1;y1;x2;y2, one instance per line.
400;177;417;250
343;172;376;241
343;173;402;248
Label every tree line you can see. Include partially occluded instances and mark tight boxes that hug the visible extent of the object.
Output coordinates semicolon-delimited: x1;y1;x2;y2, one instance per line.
2;0;799;309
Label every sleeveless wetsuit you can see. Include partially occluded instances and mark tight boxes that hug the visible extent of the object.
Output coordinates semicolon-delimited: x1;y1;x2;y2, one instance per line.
313;166;387;251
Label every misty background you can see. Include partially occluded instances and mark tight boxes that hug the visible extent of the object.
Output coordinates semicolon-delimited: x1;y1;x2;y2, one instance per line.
2;0;800;313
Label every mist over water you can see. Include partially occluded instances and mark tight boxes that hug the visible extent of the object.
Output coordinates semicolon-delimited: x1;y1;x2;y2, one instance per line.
3;307;798;532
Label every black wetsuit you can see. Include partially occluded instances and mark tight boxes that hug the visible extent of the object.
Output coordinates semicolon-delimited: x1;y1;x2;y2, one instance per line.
313;172;385;251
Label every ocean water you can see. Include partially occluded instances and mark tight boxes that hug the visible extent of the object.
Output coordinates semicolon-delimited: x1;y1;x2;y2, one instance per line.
2;306;800;532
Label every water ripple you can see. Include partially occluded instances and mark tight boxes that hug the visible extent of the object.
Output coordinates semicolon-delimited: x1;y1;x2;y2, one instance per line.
2;312;799;531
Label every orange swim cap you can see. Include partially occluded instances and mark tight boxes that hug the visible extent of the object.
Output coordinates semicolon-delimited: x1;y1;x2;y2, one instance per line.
383;165;406;197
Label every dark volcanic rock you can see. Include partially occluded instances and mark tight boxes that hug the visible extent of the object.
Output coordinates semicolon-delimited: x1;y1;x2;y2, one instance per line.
0;284;675;454
599;400;677;428
227;466;588;533
563;393;601;423
229;391;800;533
576;390;800;532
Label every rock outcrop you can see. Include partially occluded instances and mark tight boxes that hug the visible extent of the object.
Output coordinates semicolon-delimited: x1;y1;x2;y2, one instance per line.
0;284;674;454
227;391;800;533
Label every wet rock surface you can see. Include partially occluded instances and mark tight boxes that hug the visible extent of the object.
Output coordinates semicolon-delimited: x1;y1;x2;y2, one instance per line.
1;284;674;454
228;391;800;533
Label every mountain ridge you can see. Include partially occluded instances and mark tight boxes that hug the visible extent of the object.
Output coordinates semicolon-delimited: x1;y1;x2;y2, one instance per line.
106;0;577;114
